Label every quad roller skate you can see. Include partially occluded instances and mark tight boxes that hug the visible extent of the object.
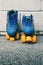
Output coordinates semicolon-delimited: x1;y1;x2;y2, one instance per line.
21;15;36;43
6;10;19;42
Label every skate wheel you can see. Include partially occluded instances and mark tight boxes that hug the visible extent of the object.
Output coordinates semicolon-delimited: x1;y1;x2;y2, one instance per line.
6;33;10;40
16;33;19;39
26;36;32;42
10;37;15;42
32;35;36;43
21;33;26;43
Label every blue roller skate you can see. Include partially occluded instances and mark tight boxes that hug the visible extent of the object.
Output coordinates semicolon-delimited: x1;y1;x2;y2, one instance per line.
21;15;36;43
6;10;19;42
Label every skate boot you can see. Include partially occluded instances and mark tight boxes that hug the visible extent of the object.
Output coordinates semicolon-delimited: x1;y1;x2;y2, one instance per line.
21;15;36;43
6;10;19;42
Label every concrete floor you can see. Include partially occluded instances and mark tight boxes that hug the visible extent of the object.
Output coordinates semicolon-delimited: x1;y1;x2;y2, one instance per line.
0;36;43;65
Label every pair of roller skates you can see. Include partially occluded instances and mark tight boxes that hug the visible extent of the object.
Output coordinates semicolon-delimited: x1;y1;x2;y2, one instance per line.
6;10;36;43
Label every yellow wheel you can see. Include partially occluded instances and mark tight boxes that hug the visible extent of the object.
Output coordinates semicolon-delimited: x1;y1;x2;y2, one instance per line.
26;36;32;42
10;37;15;42
32;35;36;43
16;33;19;39
21;33;26;43
6;33;10;40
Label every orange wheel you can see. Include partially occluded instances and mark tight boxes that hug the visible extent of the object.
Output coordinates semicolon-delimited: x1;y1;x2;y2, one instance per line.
21;33;26;43
6;33;10;40
32;35;36;43
10;37;15;42
16;33;19;39
26;36;32;42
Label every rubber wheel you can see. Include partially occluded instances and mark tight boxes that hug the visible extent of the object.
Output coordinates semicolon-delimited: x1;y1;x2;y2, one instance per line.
26;36;32;42
6;33;10;40
32;35;36;43
16;33;19;39
21;33;26;43
10;37;15;42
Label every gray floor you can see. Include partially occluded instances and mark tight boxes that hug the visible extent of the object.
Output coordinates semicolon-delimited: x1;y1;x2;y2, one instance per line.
0;36;43;65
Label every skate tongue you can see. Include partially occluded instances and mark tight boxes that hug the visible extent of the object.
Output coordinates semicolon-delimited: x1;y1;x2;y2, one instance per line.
11;13;15;17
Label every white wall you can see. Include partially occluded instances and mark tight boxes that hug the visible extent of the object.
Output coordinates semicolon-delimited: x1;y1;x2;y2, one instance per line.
0;0;43;31
41;0;43;10
0;11;7;31
0;0;40;10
